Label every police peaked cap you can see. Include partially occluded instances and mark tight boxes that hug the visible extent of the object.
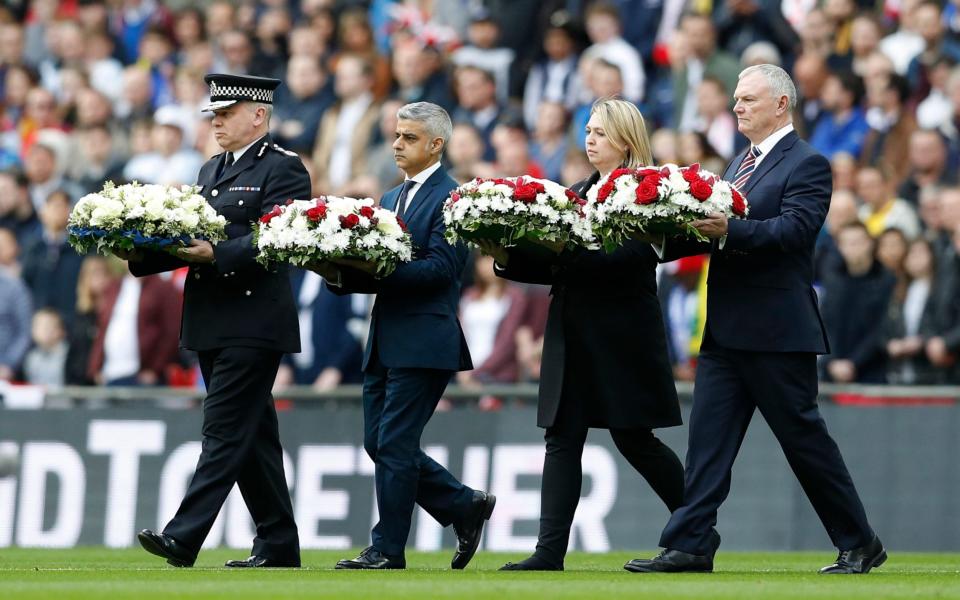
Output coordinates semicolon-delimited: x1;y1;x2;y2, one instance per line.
201;74;281;112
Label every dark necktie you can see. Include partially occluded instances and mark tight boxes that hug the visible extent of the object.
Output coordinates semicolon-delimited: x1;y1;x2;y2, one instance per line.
397;179;416;218
216;152;234;179
732;146;762;189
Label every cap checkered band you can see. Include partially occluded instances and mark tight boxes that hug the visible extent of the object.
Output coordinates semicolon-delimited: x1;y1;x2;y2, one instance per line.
209;81;274;104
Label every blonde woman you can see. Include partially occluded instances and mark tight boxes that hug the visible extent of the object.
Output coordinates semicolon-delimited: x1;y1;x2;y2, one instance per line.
482;98;683;571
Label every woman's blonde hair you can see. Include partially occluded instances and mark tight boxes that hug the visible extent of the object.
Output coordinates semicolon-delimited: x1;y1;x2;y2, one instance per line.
589;97;653;169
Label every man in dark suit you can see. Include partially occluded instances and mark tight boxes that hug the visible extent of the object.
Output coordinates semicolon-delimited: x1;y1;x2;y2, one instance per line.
315;102;495;570
130;74;310;568
626;65;885;575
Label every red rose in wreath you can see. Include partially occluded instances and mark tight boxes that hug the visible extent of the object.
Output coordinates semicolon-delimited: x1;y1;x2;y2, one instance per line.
689;178;713;201
731;188;747;216
339;213;360;229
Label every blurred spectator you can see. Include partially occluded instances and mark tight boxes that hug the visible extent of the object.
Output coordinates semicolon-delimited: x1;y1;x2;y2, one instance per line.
71;125;126;194
365;98;404;194
559;147;593;188
658;254;706;382
798;8;834;58
615;0;666;67
110;0;174;65
714;0;799;63
451;10;515;104
0;23;26;98
275;269;363;390
740;41;783;68
940;66;960;169
447;121;486;183
837;12;883;77
312;54;379;195
694;76;738;160
88;271;182;386
38;19;86;101
250;7;291;80
673;12;741;130
880;0;925;74
793;54;830;138
330;7;391;99
137;26;177;109
476;119;544;180
651;128;680;165
860;73;917;187
22;307;66;387
65;255;118;386
288;23;332;65
171;7;206;64
529;101;569;183
924;217;960;380
876;227;911;300
582;2;644;104
0;226;20;278
20;190;84;324
2;63;36;128
391;41;455;112
204;1;235;42
916;56;956;130
882;237;942;384
215;29;254;76
453;65;505;161
0;169;41;248
570;58;624;149
917;184;942;237
857;166;921;239
809;70;869;159
820;221;896;383
677;131;726;175
906;1;960;100
816;189;860;280
934;187;960;261
831;151;858;192
0;267;31;381
123;106;203;186
117;66;155;127
824;0;857;59
457;255;528;388
898;129;953;206
22;0;56;67
522;10;582;131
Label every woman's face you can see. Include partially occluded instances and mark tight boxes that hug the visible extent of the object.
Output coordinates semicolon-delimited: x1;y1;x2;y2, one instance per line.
677;132;704;165
904;240;933;279
876;230;908;272
584;112;624;173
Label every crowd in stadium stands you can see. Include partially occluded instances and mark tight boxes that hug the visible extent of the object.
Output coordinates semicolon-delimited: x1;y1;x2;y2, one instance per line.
0;0;958;403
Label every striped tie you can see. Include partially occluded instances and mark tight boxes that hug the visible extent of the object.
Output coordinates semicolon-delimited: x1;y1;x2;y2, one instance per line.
732;146;762;189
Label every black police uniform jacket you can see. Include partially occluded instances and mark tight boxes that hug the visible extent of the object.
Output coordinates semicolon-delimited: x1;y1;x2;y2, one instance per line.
130;134;308;353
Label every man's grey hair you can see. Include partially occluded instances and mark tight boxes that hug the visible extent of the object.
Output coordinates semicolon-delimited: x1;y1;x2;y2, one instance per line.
739;64;798;111
397;102;453;151
251;102;273;123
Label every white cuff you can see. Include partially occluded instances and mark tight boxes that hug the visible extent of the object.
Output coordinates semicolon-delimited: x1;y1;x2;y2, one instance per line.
718;234;728;250
651;234;666;260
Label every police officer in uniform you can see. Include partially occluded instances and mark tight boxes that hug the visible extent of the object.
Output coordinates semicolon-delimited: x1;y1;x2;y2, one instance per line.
133;74;310;568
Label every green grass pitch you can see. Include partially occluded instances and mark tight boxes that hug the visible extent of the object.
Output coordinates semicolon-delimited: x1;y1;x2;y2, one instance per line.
0;548;957;599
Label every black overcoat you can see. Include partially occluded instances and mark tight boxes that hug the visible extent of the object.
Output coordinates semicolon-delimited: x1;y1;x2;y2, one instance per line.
496;172;681;430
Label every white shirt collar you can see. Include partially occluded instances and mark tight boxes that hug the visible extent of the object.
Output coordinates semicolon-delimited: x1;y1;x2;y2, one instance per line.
229;135;266;163
406;160;442;185
753;123;795;159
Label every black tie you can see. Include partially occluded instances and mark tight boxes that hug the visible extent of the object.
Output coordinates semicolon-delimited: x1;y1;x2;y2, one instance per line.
217;152;234;179
397;179;416;218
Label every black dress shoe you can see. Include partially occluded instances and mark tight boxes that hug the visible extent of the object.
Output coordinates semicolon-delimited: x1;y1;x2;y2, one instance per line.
137;529;195;568
335;546;406;570
452;491;497;569
624;549;713;573
819;536;887;574
224;555;301;568
499;555;563;571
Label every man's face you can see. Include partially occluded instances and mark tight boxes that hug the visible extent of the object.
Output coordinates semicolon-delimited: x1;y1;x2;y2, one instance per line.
909;132;944;172
733;72;784;142
856;169;888;207
24;145;56;183
837;227;874;267
334;57;369;100
210;102;262;152
392;118;439;176
287;56;322;98
456;69;495;110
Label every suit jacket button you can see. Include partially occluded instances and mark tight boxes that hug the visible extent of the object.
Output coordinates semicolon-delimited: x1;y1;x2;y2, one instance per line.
238;200;244;206
212;189;219;197
245;290;252;296
230;272;236;276
194;272;200;279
